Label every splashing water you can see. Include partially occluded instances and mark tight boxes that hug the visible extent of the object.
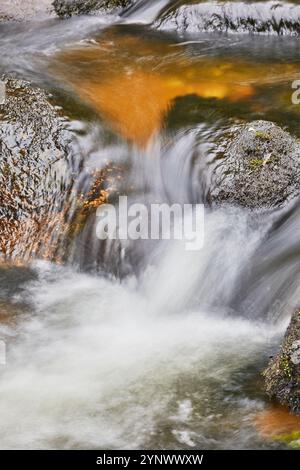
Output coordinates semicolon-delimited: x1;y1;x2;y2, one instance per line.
0;208;288;449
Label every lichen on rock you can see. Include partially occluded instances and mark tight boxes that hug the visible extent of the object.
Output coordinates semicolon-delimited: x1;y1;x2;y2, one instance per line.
263;310;300;413
210;120;300;210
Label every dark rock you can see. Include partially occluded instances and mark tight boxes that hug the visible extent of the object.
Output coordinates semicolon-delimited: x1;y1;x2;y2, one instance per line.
209;120;300;210
263;310;300;413
0;77;73;260
53;0;132;18
155;1;300;36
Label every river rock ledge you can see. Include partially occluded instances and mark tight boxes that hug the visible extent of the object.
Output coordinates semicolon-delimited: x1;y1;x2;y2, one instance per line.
263;310;300;413
156;1;300;36
52;0;132;17
0;77;73;259
210;120;300;210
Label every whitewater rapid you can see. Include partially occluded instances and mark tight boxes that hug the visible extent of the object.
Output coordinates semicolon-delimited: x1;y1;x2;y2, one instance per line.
0;207;288;449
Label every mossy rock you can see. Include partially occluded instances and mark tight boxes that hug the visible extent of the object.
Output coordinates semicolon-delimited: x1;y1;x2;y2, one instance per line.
273;430;300;449
263;310;300;413
210;121;300;210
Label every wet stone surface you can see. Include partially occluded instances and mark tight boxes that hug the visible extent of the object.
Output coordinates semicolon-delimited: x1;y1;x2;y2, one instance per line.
0;77;73;259
210;120;300;210
264;310;300;413
53;0;132;18
156;1;300;36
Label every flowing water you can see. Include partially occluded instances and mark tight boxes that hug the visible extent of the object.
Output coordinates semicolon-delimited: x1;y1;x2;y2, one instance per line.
1;0;300;449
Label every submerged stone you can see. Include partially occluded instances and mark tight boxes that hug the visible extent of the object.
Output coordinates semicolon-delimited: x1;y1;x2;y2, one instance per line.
255;405;300;447
209;120;300;210
274;430;300;448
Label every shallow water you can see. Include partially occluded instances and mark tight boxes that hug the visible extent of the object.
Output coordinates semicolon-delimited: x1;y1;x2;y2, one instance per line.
1;0;300;450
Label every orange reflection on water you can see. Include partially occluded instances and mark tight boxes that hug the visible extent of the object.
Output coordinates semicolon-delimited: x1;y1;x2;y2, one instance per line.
255;405;300;438
70;71;253;146
53;32;299;146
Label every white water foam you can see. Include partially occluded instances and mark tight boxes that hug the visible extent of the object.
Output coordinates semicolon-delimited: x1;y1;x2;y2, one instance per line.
0;208;286;449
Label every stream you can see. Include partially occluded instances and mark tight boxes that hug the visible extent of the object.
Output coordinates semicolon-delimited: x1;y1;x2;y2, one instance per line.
1;0;300;450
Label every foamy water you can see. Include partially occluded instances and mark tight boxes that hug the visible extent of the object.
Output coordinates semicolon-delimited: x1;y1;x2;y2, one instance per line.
0;208;287;449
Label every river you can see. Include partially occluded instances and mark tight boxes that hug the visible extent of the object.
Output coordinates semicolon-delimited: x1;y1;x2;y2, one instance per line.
1;0;300;450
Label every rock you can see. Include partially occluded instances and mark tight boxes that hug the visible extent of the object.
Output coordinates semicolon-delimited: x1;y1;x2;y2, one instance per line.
0;0;54;21
0;77;125;274
274;431;300;449
0;77;73;260
155;1;300;36
52;0;132;18
263;310;300;413
291;340;300;365
209;120;300;210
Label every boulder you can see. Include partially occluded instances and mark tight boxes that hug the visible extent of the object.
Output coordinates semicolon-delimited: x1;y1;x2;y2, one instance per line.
52;0;132;18
263;310;300;413
210;120;300;210
0;77;73;260
0;0;54;21
156;1;300;36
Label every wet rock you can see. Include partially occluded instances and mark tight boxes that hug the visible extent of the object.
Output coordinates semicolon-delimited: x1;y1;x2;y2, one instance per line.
0;0;54;21
209;121;300;210
156;1;300;36
53;0;132;18
263;310;300;413
290;340;300;365
0;77;73;260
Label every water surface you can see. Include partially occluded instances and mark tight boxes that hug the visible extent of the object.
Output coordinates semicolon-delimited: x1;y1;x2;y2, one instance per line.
1;0;300;450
